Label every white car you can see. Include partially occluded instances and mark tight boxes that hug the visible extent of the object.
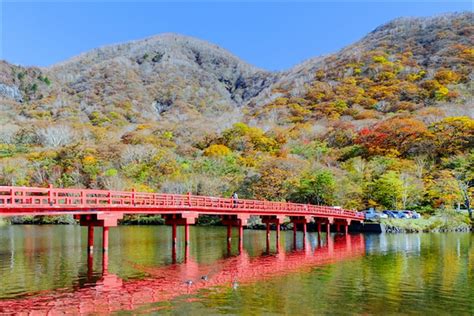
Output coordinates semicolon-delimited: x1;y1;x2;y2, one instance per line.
364;209;388;220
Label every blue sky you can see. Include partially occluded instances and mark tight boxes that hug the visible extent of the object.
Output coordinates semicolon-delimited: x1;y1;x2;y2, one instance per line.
1;1;471;70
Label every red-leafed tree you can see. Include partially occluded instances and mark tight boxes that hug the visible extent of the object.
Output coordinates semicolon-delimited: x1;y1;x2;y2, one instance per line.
356;117;431;157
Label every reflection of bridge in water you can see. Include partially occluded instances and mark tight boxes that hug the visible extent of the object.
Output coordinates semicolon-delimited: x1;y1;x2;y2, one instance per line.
0;234;365;314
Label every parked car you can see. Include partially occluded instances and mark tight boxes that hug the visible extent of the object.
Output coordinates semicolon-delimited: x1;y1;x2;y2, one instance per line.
402;211;414;218
382;210;397;218
364;209;378;220
364;209;388;220
392;211;409;219
411;211;421;219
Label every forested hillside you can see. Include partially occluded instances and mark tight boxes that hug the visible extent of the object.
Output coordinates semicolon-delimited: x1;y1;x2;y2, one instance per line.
0;12;472;215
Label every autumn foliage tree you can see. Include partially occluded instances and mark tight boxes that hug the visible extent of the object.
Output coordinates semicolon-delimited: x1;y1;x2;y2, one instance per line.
356;117;431;157
246;158;302;201
430;116;474;156
222;123;281;154
289;169;336;205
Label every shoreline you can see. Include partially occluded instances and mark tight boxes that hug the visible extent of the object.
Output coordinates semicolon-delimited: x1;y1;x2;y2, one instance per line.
358;216;473;233
1;216;472;234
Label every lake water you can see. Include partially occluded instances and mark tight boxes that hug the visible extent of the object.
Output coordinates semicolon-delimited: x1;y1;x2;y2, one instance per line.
0;225;472;314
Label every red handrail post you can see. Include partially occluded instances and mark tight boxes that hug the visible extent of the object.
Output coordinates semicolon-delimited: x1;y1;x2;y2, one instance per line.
48;184;53;206
80;190;85;206
10;188;15;205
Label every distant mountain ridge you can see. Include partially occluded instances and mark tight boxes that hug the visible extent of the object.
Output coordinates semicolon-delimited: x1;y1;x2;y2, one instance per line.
49;33;277;107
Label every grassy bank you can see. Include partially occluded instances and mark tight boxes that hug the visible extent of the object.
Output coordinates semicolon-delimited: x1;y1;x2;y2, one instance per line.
0;217;9;226
9;215;76;225
3;211;472;234
120;215;164;225
381;211;471;233
3;214;221;226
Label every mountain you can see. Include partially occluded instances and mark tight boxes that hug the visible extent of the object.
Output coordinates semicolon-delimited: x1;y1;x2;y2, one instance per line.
1;34;279;128
1;13;472;130
248;12;473;122
0;12;472;213
48;34;278;115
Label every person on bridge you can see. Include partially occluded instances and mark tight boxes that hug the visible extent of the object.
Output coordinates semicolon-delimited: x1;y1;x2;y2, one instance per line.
231;192;238;208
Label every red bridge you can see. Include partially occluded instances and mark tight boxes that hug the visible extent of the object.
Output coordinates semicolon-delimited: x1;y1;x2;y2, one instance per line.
0;185;363;254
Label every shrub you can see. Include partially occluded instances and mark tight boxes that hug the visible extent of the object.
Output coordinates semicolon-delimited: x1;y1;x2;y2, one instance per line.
36;125;76;148
203;144;232;157
0;124;20;144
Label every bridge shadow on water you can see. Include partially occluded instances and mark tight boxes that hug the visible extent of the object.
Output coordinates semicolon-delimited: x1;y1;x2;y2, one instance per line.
0;233;365;314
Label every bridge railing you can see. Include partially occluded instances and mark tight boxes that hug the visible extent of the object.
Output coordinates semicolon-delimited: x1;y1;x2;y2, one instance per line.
0;186;363;219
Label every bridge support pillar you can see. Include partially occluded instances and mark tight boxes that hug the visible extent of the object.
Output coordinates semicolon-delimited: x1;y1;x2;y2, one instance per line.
184;223;190;246
221;214;249;253
333;219;350;235
184;223;190;262
227;224;232;253
172;244;177;264
261;215;286;252
290;216;312;249
293;223;297;249
172;224;177;247
266;223;270;252
314;217;333;238
238;223;244;253
87;225;94;253
276;223;281;253
163;213;198;260
102;251;109;274
184;243;190;263
87;252;94;279
75;213;122;255
103;226;109;253
227;224;232;243
275;223;280;241
343;219;351;235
